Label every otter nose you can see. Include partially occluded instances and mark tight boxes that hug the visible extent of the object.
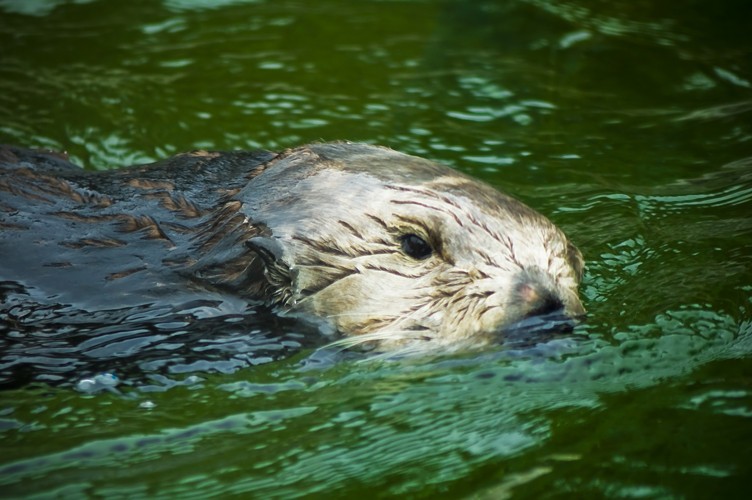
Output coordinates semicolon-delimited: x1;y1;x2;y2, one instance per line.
518;282;564;318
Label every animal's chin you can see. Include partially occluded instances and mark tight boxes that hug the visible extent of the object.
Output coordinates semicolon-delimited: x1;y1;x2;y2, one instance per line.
320;310;585;356
377;312;583;355
498;309;584;348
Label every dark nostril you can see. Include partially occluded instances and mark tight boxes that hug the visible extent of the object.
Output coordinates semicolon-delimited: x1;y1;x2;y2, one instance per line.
527;294;564;317
518;283;564;318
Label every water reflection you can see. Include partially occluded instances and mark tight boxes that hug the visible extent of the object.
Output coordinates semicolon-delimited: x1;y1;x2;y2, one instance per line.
0;292;320;390
1;0;751;497
2;300;747;496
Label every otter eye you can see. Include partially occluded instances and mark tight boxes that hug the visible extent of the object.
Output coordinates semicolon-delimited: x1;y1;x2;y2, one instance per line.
400;233;432;260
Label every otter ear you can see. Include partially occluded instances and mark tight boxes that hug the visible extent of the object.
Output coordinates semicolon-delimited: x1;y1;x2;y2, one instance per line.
245;236;295;306
246;236;286;264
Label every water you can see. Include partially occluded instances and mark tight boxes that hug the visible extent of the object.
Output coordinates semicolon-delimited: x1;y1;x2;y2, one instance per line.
1;0;751;497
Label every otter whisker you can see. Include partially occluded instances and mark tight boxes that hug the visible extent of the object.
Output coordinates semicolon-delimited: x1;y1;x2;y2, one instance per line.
322;331;413;352
1;140;585;381
324;334;432;358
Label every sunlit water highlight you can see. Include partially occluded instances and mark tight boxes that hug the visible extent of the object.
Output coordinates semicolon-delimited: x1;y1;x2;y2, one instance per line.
1;0;751;497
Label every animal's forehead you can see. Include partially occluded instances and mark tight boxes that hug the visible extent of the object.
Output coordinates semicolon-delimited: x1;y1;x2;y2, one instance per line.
269;142;465;185
253;142;557;238
288;146;516;206
297;143;541;215
388;175;549;233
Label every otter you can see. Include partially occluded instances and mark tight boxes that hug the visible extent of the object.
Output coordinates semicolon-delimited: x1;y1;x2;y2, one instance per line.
0;142;584;382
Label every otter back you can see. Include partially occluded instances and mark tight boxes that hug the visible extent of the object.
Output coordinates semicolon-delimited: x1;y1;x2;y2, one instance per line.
0;142;585;388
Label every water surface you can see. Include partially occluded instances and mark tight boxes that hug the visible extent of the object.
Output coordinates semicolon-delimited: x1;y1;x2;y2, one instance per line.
1;0;751;497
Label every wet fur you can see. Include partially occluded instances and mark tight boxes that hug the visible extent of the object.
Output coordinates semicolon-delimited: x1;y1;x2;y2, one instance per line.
0;142;584;355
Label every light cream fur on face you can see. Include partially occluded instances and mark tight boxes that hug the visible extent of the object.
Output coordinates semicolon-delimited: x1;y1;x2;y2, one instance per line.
239;143;585;352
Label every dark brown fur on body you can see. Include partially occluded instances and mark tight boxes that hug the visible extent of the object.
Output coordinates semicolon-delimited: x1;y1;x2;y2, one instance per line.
0;142;585;355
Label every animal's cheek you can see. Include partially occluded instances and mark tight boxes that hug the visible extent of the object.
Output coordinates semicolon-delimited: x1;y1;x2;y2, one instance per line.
334;269;432;305
474;307;514;335
434;279;517;336
304;270;432;331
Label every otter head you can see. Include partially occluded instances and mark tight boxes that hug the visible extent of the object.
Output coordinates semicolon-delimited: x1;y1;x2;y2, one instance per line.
235;143;584;352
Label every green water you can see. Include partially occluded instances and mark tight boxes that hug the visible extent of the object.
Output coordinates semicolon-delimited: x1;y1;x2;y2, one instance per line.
1;0;751;497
